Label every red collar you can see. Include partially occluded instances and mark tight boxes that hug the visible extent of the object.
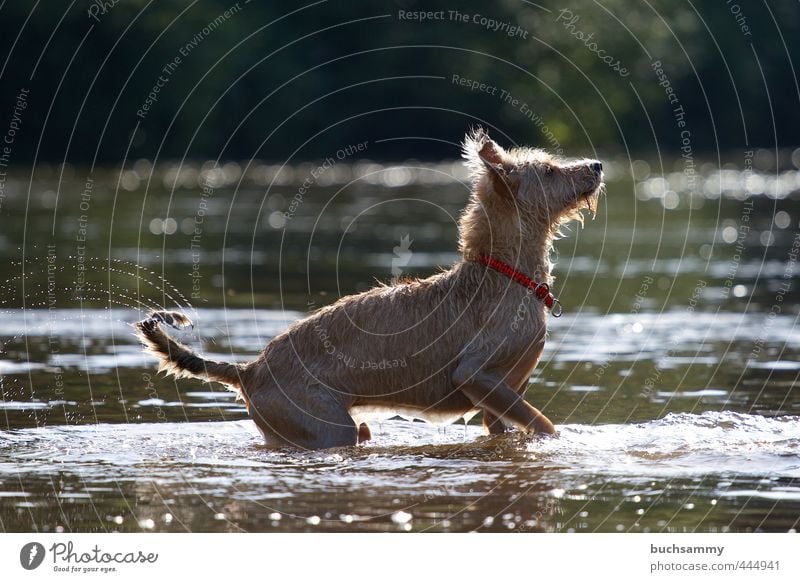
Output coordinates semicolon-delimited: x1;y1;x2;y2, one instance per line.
477;255;563;317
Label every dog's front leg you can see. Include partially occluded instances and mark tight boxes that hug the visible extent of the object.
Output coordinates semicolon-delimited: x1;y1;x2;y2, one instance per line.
453;360;556;435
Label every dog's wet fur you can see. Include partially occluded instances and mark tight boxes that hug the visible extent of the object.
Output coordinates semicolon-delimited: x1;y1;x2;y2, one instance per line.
135;129;604;449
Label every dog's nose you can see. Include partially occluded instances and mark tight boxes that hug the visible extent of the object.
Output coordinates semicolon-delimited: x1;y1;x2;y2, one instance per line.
591;162;603;174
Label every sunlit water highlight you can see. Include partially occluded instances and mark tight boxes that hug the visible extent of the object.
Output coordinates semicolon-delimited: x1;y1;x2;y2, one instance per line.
1;308;798;533
0;165;798;532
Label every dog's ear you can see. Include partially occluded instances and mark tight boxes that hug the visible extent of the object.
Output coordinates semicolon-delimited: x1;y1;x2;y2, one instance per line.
463;128;507;173
462;128;516;198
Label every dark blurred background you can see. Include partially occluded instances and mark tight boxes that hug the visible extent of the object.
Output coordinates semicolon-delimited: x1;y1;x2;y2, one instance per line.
1;0;797;163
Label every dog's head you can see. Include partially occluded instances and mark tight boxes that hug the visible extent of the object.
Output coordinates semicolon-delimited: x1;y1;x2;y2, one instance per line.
462;128;604;230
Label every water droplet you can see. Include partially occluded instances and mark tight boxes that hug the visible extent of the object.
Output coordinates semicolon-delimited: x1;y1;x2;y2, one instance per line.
306;515;321;525
268;512;282;520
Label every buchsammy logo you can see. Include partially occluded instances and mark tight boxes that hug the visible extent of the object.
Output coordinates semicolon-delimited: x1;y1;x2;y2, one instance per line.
20;542;46;570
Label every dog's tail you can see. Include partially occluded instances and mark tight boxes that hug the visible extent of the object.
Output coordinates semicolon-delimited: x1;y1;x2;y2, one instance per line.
134;311;244;391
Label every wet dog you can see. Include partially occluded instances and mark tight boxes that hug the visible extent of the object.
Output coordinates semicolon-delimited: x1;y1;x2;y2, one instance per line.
135;129;604;449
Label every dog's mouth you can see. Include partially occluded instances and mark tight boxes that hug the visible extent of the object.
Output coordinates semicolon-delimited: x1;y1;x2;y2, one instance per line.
578;184;602;217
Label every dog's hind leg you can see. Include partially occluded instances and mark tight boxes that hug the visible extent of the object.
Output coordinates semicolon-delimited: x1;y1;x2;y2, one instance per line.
246;384;359;450
358;423;372;443
482;412;509;435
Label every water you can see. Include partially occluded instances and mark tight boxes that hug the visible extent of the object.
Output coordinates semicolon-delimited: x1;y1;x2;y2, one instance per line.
0;159;798;532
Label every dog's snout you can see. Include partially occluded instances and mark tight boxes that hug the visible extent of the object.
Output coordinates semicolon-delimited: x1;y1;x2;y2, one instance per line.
591;161;603;174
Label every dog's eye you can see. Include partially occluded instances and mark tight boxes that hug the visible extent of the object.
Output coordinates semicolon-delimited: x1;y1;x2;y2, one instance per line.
544;165;553;175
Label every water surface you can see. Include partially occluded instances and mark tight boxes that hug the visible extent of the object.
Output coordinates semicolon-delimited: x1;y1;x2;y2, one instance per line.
0;161;798;532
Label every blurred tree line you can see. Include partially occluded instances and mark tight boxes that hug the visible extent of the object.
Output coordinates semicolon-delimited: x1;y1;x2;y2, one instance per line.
0;0;797;164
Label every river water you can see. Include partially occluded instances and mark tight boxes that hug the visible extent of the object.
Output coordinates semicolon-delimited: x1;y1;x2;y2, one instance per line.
0;158;798;532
